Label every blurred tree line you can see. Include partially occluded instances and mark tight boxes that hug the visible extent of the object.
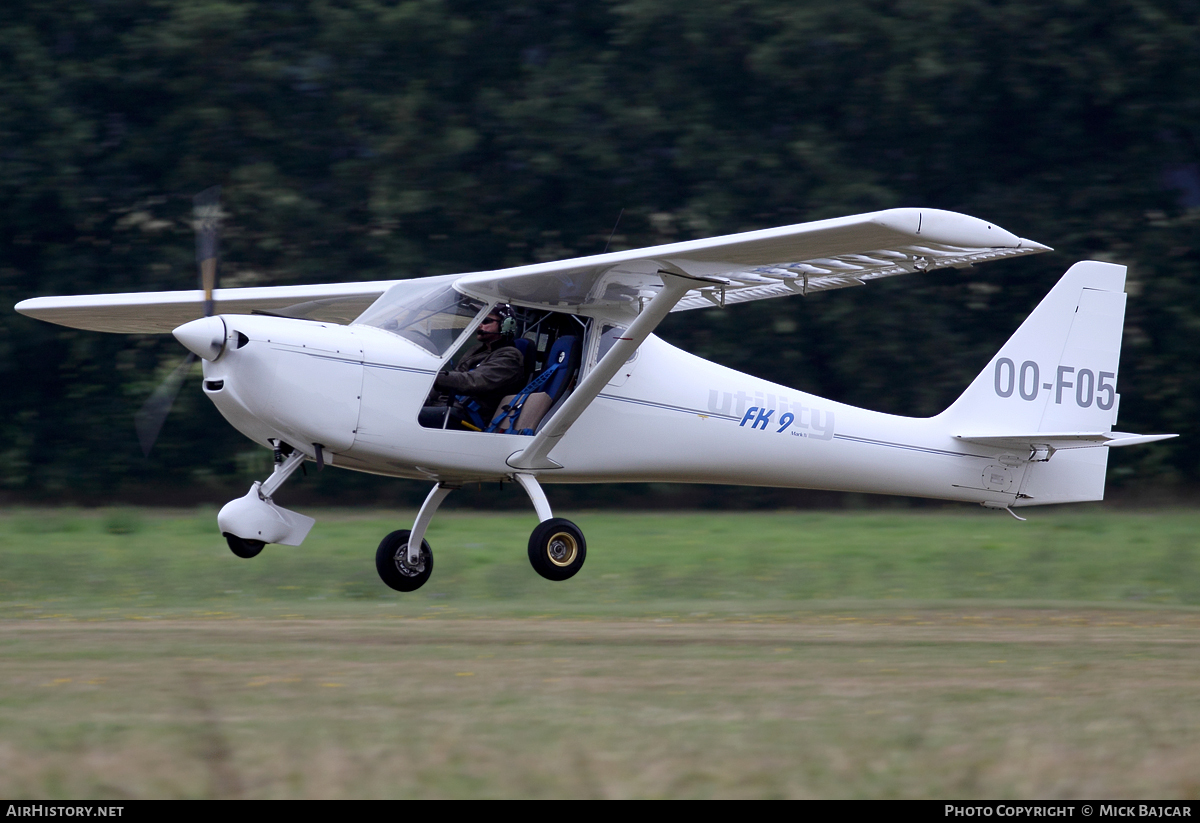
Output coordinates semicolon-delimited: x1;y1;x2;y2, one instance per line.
2;0;1198;505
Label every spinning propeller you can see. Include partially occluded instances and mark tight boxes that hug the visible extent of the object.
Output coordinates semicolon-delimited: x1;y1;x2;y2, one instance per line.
133;187;224;456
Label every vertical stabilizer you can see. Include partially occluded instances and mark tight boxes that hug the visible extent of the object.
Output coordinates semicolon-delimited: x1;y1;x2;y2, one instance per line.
940;261;1127;433
940;261;1128;506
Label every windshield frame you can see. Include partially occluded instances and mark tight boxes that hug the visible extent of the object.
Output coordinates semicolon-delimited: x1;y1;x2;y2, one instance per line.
353;282;488;357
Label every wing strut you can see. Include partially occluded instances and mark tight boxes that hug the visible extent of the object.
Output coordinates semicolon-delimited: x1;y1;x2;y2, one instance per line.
506;273;700;470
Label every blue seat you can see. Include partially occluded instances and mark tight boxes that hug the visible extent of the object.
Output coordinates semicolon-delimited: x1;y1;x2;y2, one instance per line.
488;335;581;434
539;335;580;402
511;336;534;374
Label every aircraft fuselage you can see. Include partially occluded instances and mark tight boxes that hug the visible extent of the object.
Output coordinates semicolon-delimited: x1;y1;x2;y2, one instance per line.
199;313;1103;509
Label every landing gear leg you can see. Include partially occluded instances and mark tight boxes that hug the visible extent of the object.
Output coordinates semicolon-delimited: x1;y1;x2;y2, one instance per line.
375;483;455;592
514;473;586;581
407;483;455;566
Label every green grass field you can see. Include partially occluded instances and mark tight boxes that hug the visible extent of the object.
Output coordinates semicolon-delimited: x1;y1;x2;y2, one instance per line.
2;507;1200;798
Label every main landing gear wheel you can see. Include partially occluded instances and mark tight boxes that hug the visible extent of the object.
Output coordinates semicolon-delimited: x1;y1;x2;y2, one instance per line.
376;529;433;592
224;533;264;559
528;518;586;581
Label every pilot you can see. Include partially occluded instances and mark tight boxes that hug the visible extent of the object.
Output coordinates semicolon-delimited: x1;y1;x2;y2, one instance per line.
419;305;526;430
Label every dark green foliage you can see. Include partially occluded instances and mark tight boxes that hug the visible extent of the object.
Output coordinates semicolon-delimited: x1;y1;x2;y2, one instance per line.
2;0;1197;500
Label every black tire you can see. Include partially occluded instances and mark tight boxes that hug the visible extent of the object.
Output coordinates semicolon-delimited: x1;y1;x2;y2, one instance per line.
224;532;265;559
376;530;433;592
528;518;586;581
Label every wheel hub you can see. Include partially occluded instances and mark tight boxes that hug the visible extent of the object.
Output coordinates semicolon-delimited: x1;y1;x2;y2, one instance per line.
393;544;426;576
546;532;578;567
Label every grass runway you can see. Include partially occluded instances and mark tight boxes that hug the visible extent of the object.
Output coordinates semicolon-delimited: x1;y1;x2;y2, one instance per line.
2;507;1199;798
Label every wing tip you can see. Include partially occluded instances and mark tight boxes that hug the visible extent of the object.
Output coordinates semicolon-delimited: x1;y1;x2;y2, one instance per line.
872;208;1047;251
1018;239;1054;252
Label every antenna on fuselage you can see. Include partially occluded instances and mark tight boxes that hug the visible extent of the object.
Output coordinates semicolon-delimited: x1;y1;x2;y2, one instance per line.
602;208;624;254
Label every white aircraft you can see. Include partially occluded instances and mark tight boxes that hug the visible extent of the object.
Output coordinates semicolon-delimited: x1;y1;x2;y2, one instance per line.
16;193;1176;592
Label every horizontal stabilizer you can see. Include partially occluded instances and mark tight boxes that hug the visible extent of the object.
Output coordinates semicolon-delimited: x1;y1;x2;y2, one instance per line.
957;431;1177;452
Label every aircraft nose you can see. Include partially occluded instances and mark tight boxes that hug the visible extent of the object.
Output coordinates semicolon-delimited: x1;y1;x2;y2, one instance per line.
173;316;227;361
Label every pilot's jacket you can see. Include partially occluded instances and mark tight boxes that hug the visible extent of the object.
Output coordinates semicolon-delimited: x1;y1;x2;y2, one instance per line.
428;340;525;423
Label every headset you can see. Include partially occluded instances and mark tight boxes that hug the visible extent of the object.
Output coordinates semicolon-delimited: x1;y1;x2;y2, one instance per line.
492;303;518;338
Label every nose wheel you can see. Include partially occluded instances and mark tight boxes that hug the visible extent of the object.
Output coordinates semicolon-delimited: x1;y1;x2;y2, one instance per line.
225;533;265;558
376;530;434;592
528;518;586;581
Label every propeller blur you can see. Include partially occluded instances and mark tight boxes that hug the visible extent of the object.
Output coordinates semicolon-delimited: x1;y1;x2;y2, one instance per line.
133;187;224;456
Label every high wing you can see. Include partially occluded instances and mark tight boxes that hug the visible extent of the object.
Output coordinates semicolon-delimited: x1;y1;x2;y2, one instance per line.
15;208;1044;334
455;207;1049;315
15;280;403;333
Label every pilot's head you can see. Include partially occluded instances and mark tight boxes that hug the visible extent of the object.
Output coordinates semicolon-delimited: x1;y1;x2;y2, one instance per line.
478;305;515;343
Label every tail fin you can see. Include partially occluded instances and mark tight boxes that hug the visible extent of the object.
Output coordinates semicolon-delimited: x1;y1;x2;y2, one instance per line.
942;261;1127;433
940;261;1127;506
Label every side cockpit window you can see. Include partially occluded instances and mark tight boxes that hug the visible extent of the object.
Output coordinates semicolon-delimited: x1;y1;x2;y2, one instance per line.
418;306;590;435
355;285;485;356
